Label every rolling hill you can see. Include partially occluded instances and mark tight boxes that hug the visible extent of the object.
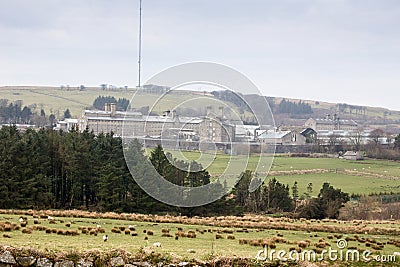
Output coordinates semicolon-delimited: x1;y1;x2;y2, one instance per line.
1;85;399;132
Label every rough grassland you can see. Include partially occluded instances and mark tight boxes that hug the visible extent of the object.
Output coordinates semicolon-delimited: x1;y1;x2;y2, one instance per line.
1;211;400;263
2;86;400;122
0;86;245;118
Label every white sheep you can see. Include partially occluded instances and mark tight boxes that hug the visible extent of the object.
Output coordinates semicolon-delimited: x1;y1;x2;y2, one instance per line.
153;242;161;247
47;216;54;220
103;235;108;242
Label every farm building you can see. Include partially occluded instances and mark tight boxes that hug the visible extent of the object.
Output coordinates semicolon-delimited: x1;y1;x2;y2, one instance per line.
343;151;364;160
256;129;306;145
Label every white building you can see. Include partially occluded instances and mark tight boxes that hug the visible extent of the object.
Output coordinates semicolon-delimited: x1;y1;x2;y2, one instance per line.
80;104;235;143
256;129;306;145
55;119;79;131
305;115;358;131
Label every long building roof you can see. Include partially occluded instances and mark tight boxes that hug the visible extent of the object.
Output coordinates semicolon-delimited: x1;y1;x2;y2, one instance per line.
314;118;357;126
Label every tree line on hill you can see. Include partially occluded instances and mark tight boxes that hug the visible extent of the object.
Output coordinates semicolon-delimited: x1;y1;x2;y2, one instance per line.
93;96;130;111
0;125;348;218
277;99;313;114
0;100;33;124
0;99;54;126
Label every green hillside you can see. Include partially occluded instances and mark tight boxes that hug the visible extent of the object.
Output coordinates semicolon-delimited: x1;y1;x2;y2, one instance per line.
1;86;399;126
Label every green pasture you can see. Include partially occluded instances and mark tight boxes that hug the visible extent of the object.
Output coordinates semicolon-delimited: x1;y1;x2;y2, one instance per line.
0;86;250;119
159;150;400;196
275;173;400;197
2;86;400;122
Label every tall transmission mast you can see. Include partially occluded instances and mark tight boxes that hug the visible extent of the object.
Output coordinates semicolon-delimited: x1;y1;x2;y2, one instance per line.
137;0;142;88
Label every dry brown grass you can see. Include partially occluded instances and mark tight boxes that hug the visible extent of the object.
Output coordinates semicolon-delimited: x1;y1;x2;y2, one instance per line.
297;241;309;248
21;228;32;234
215;234;223;239
111;228;121;234
161;233;172;238
1;209;400;247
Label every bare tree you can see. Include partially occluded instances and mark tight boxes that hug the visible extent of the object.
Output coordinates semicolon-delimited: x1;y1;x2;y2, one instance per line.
369;129;384;145
348;130;363;151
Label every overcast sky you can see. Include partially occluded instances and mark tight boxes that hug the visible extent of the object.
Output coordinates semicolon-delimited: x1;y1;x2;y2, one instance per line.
0;0;399;110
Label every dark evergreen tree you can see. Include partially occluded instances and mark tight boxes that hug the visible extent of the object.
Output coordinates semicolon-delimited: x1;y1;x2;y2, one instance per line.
266;178;293;212
292;181;299;200
64;109;71;119
93;96;130;111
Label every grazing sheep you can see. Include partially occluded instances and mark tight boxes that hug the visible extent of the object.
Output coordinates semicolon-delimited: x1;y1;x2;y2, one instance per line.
47;216;54;220
153;242;161;247
103;235;108;242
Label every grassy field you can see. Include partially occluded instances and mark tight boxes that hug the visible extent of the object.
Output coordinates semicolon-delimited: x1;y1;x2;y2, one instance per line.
0;86;249;119
1;211;400;262
160;150;400;196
